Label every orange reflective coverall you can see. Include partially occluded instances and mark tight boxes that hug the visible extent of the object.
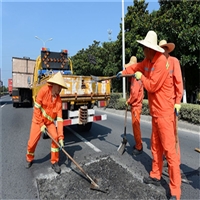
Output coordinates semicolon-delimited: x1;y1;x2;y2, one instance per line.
127;78;144;150
168;56;183;105
26;85;64;164
167;55;183;163
122;52;181;199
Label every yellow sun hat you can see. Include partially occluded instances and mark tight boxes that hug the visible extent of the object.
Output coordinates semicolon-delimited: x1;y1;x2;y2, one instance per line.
47;71;68;89
125;56;137;68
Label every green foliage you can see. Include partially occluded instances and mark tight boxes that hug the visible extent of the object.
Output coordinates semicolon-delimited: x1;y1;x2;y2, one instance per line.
180;103;200;124
71;0;200;97
107;93;200;124
141;99;150;115
107;93;122;109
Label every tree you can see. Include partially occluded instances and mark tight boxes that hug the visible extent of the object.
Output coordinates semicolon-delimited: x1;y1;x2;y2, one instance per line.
155;0;200;103
71;40;104;76
113;0;152;92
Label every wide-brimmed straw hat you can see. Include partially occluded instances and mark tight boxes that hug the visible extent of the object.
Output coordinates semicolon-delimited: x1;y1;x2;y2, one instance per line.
125;56;137;68
136;31;164;53
159;40;175;53
47;71;68;89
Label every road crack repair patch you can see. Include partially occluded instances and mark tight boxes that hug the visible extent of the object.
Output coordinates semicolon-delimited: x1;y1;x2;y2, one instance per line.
36;156;166;199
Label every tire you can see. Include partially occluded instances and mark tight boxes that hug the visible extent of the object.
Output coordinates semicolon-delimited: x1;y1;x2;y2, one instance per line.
13;103;18;108
77;122;92;132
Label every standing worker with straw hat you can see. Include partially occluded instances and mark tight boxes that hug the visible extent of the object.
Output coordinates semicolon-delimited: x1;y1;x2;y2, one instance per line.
26;71;68;174
125;56;144;155
116;31;181;200
159;40;183;168
159;39;183;116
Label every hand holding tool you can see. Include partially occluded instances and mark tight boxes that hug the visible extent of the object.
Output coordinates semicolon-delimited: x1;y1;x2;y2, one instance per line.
174;104;181;114
59;139;64;150
116;71;122;78
40;125;47;133
135;71;143;80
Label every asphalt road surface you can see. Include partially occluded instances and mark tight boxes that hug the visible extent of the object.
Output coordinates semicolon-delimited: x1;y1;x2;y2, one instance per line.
0;95;199;199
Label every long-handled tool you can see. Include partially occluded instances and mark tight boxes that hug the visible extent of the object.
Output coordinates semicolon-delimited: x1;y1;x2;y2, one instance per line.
117;105;128;155
194;148;200;153
45;130;106;193
175;113;179;153
91;74;134;82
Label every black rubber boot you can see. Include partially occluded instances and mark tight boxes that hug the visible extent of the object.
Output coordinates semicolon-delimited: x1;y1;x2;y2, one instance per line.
132;145;143;155
169;196;176;200
52;162;61;174
143;176;161;186
26;161;33;169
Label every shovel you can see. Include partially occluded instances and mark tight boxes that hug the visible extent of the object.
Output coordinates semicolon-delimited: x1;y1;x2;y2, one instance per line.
117;105;128;155
91;74;134;82
45;130;106;193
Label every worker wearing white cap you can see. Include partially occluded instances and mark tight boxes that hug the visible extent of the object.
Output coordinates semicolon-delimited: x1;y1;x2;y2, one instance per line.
116;31;181;200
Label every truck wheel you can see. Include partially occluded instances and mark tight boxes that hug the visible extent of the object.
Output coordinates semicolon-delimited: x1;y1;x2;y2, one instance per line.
77;122;92;132
13;103;18;108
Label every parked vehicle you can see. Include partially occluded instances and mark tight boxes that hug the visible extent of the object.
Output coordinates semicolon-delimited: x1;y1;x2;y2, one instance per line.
12;57;35;107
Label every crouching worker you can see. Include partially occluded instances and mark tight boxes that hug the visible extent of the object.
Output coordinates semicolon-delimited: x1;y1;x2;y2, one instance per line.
26;71;68;174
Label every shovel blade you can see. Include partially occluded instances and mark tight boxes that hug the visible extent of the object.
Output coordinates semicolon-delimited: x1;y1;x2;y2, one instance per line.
117;139;127;155
90;178;107;193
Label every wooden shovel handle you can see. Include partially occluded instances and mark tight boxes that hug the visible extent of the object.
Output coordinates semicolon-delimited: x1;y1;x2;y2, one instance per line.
98;74;134;82
45;130;98;186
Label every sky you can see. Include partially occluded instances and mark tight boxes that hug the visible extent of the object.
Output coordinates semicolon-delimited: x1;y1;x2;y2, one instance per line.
0;0;159;87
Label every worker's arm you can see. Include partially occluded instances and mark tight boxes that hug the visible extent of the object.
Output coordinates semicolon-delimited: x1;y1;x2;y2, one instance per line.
33;86;46;126
122;61;145;75
173;57;183;104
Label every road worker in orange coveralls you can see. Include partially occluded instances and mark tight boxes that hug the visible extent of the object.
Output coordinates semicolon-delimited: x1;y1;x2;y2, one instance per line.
159;40;183;168
26;71;68;174
125;56;144;155
116;31;181;200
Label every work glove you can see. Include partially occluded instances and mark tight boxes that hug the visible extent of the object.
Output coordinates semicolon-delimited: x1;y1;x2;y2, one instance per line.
134;71;143;80
174;104;181;115
116;71;122;78
40;125;47;133
125;101;129;107
59;139;64;150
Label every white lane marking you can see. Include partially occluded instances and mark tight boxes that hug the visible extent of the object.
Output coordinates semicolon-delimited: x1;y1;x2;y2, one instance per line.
66;127;102;152
1;103;6;108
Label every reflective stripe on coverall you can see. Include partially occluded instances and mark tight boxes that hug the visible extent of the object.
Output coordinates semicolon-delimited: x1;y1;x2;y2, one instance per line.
122;52;181;199
127;78;144;150
26;85;64;164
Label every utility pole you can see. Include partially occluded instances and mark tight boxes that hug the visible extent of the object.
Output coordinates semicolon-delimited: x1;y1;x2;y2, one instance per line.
122;0;126;99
